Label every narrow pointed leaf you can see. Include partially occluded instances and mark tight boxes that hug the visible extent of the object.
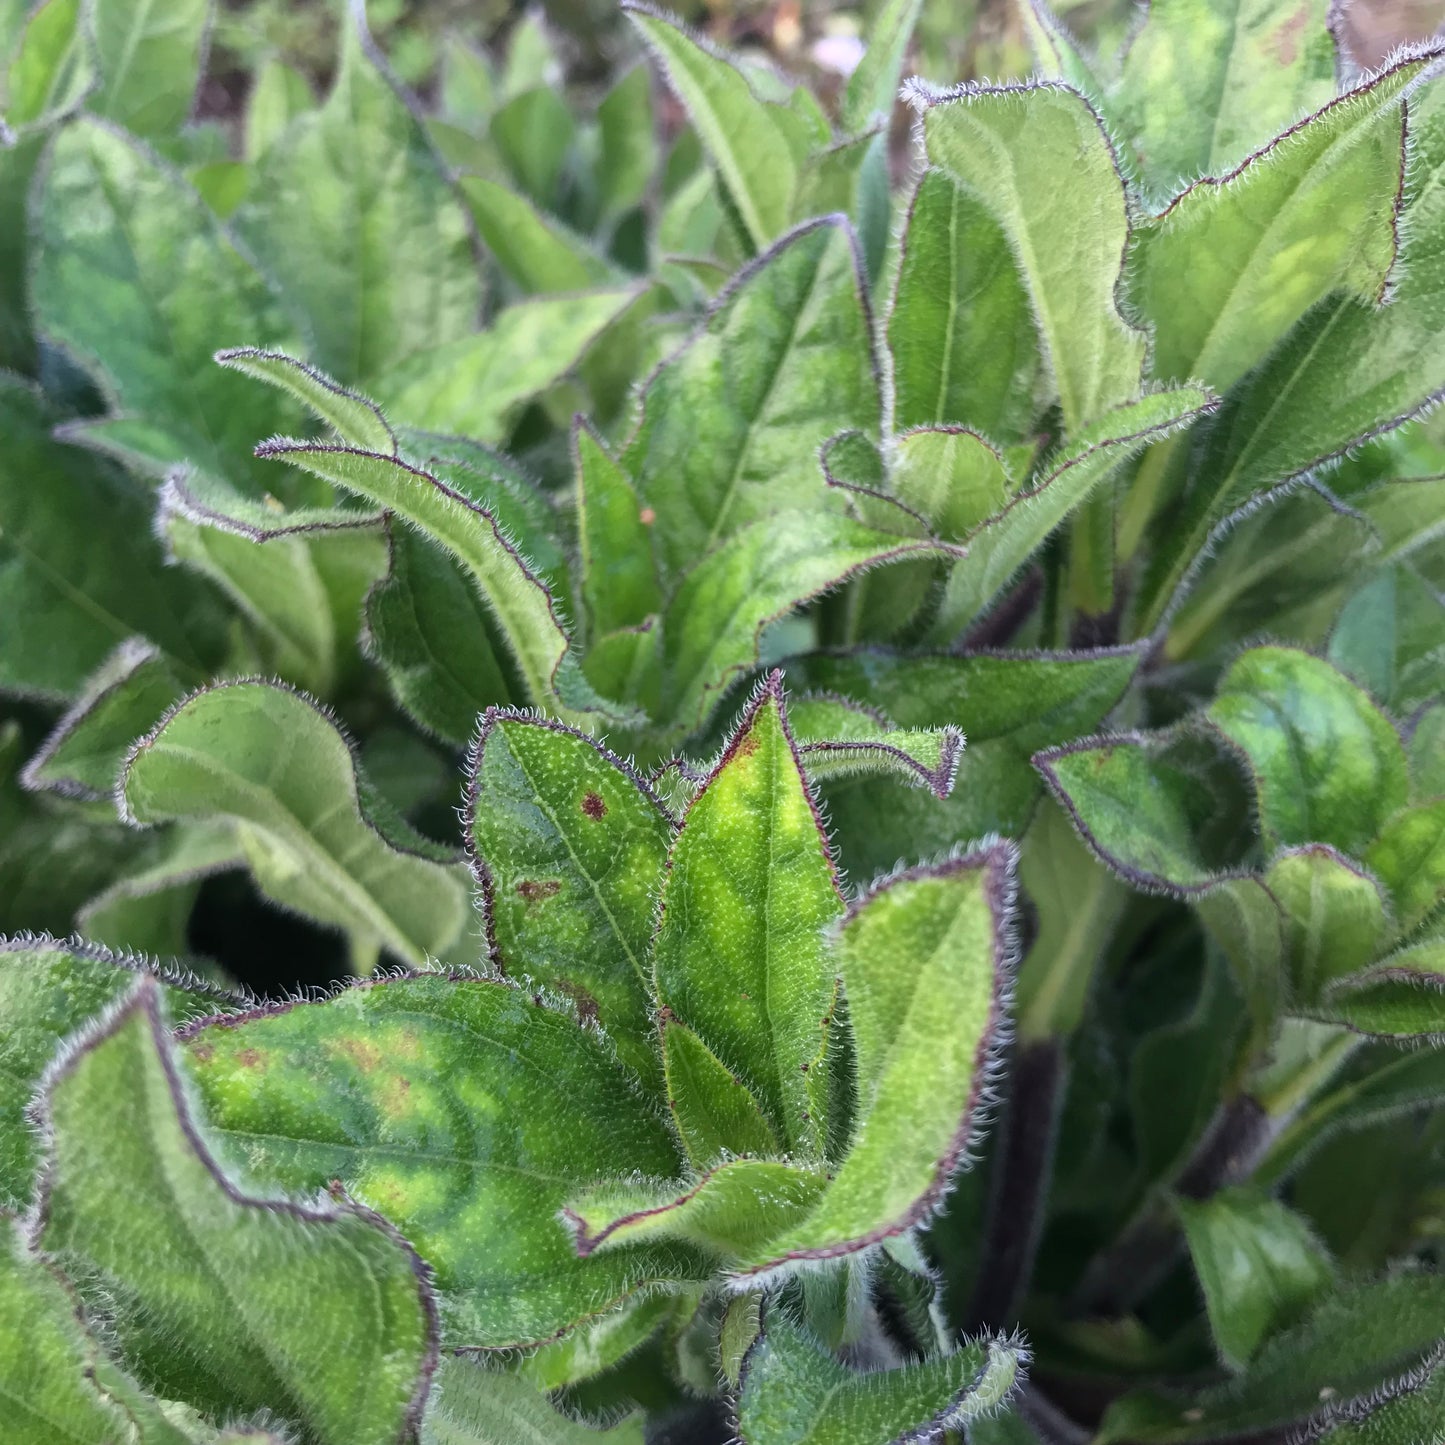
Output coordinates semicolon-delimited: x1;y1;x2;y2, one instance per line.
466;710;672;1082
1314;940;1445;1041
122;680;471;967
577;419;660;638
34;982;438;1443
653;679;843;1156
90;0;209;139
920;80;1146;434
460;174;618;293
662;1015;782;1167
1021;0;1108;99
1177;1187;1335;1370
622;216;881;581
932;387;1216;634
736;845;1014;1277
236;20;481;385
737;1313;1022;1445
786;693;963;798
521;1292;679;1391
215;347;397;452
245;58;314;159
181;976;709;1348
32;119;299;489
423;1356;644;1445
887;169;1039;440
842;0;922;129
1116;0;1337;195
565;1160;828;1257
1207;647;1408;858
0;936;233;1210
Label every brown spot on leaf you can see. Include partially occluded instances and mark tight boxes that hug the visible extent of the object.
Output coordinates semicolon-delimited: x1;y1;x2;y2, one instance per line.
189;1044;214;1065
235;1047;266;1070
516;879;561;904
736;732;760;758
336;1037;383;1072
554;981;601;1026
581;791;607;819
1272;3;1310;63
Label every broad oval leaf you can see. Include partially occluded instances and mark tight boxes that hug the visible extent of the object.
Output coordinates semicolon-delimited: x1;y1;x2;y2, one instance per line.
1364;799;1445;938
90;0;209;140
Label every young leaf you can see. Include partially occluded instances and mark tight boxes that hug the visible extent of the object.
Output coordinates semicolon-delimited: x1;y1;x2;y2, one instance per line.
734;845;1014;1279
576;418;660;639
887;169;1040;442
1207;647;1408;858
236;18;482;386
1096;1272;1445;1443
930;387;1217;635
736;1312;1022;1445
364;525;518;745
459;174;618;293
32;118;299;489
121;680;471;967
918;79;1146;434
653;677;843;1156
90;0;210;139
33;980;439;1443
1410;703;1445;802
1365;800;1445;938
891;426;1014;540
1331;566;1445;719
423;1356;644;1445
565;1159;829;1258
181;975;710;1348
842;0;923;131
0;935;232;1209
1115;0;1336;196
1314;940;1445;1042
21;640;183;800
661;1015;782;1166
466;710;672;1082
597;64;657;219
786;692;963;798
245;57;314;160
1135;59;1420;392
1177;1187;1335;1370
0;381;225;701
625;5;802;251
623;216;881;583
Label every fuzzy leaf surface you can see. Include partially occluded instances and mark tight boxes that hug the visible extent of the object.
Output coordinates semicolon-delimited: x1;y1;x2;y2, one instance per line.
736;1313;1022;1445
890;426;1014;541
786;693;963;798
466;711;671;1082
921;80;1145;434
35;982;438;1443
887;169;1039;441
1330;567;1445;718
182;975;708;1348
122;680;470;966
661;1016;782;1166
653;681;841;1156
1315;940;1445;1041
576;420;660;639
1177;1187;1335;1370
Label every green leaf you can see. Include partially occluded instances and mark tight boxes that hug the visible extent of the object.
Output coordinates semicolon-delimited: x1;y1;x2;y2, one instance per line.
623;216;881;583
793;645;1143;874
734;845;1014;1279
423;1356;644;1445
626;5;803;251
121;680;471;967
90;0;210;139
887;168;1039;441
1177;1187;1335;1370
460;174;617;293
919;79;1146;435
736;1312;1022;1445
576;418;660;639
20;642;181;800
244;58;314;160
654;678;842;1156
1135;63;1417;393
490;84;575;211
890;426;1014;540
0;935;231;1210
249;438;619;727
931;387;1217;636
658;510;957;737
785;692;963;798
842;0;923;130
364;524;517;745
661;1014;782;1167
34;980;438;1442
1410;703;1445;802
375;287;639;441
521;1292;678;1391
1265;845;1391;1002
0;380;225;700
1097;1272;1445;1443
598;64;658;219
1114;0;1336;196
1366;799;1445;938
182;975;710;1348
5;0;92;132
1316;1355;1445;1443
1331;567;1445;718
1207;646;1409;858
1020;0;1109;101
236;19;482;386
466;709;672;1082
565;1159;828;1258
32;118;299;489
1314;940;1445;1041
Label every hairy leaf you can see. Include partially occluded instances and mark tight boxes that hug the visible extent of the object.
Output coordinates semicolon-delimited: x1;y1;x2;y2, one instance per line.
1315;940;1445;1041
121;680;470;967
182;975;709;1348
1330;567;1445;718
786;693;963;798
576;419;660;640
661;1015;782;1166
1365;799;1445;938
460;174;617;293
890;426;1014;540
